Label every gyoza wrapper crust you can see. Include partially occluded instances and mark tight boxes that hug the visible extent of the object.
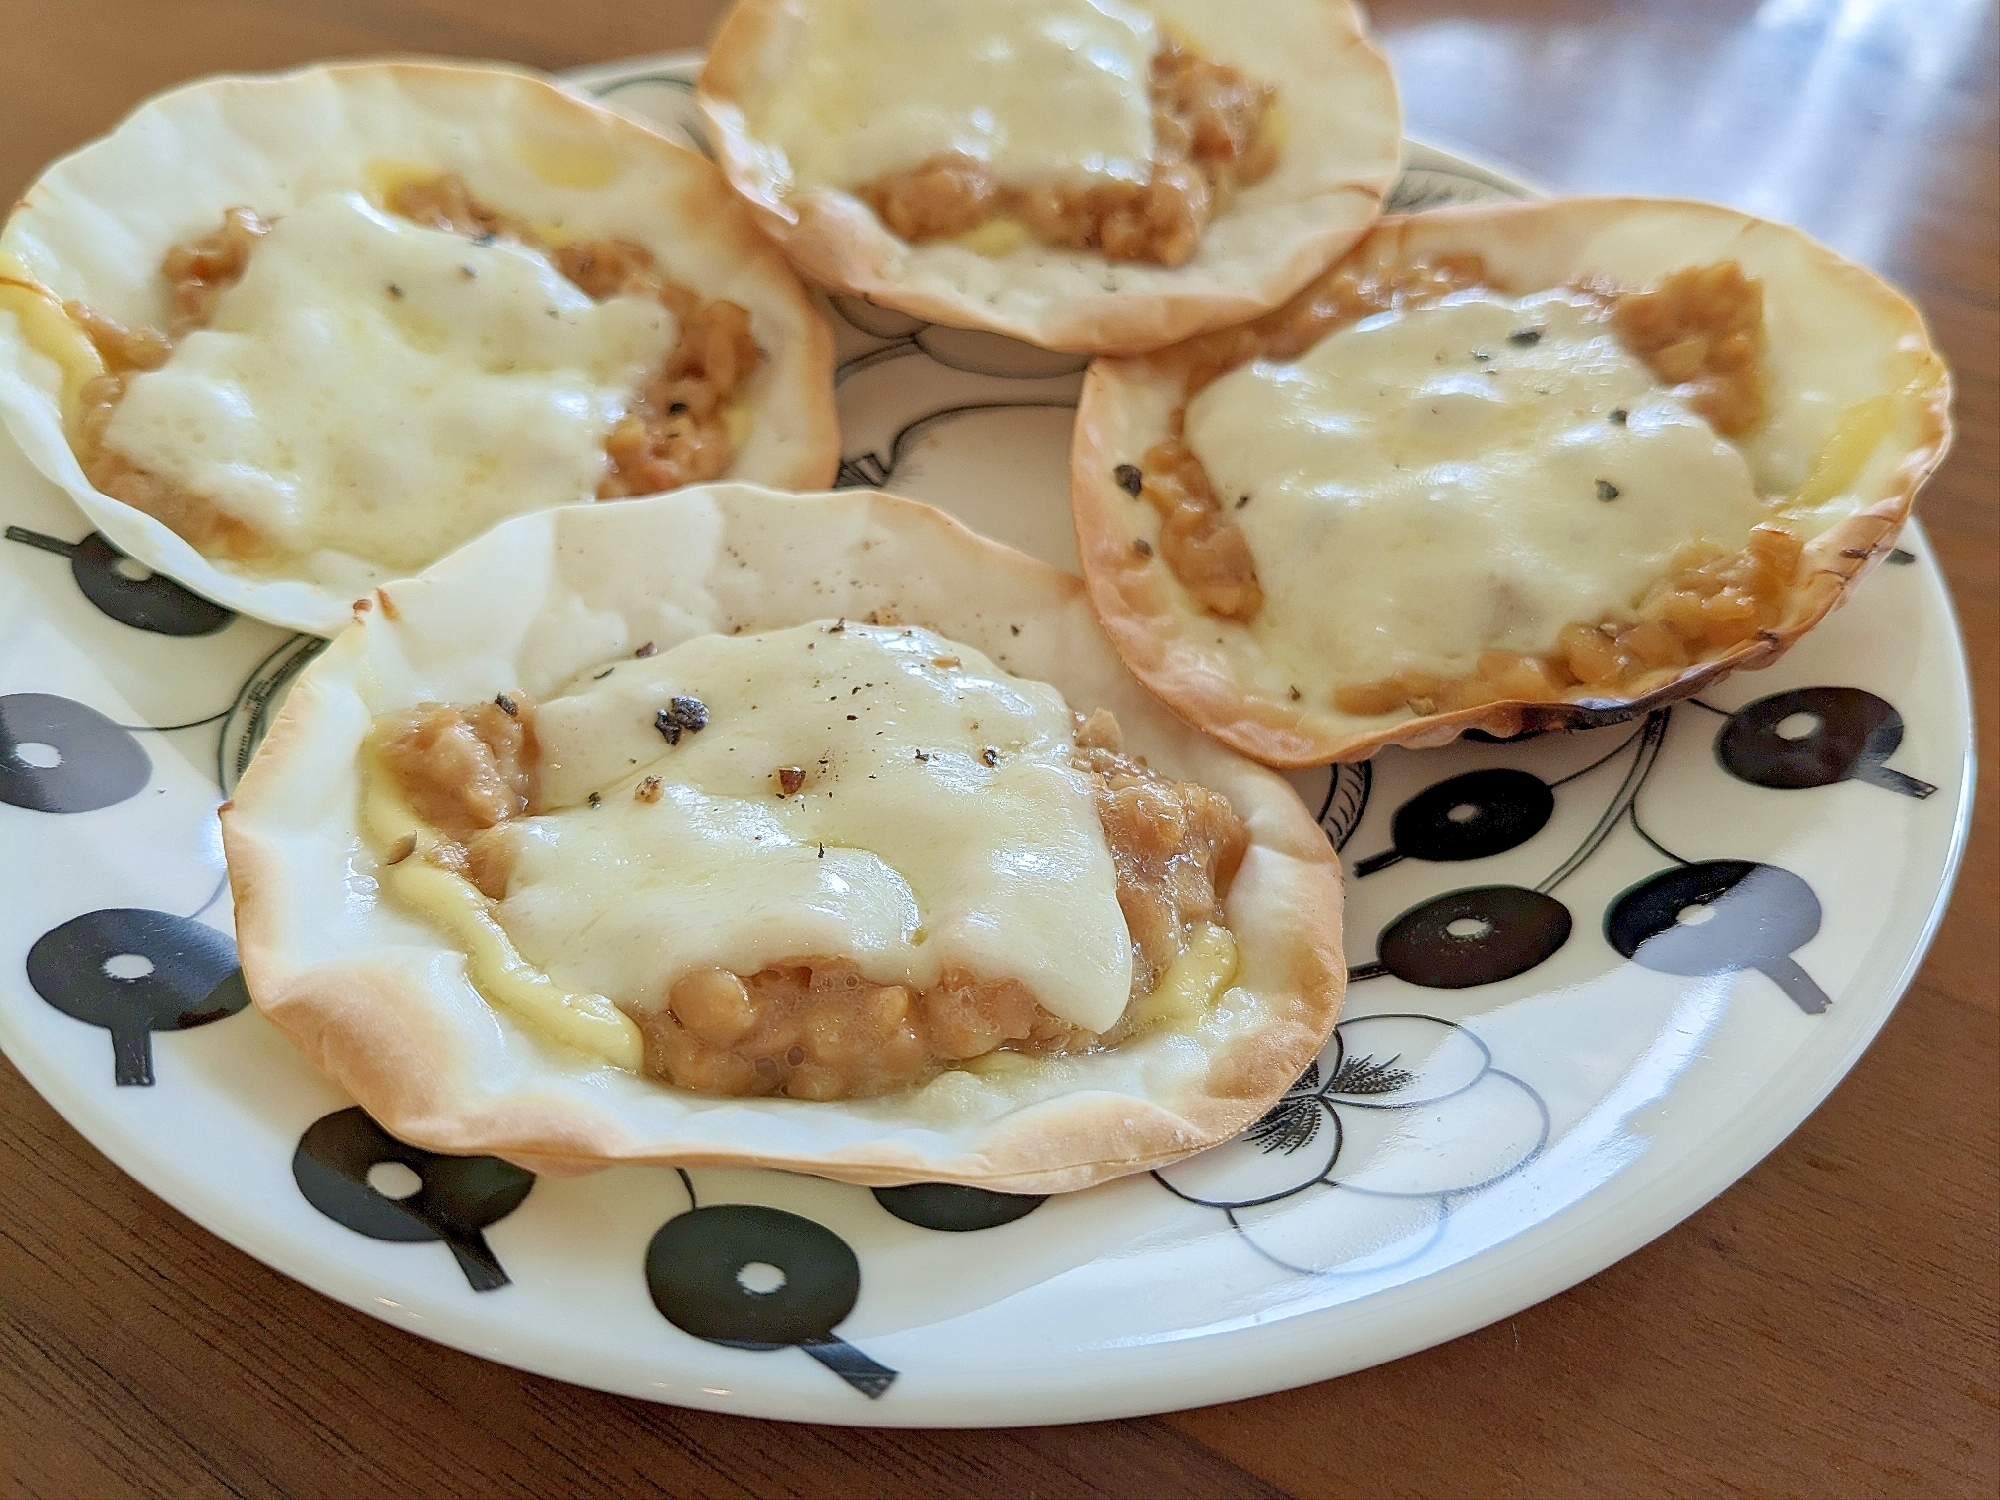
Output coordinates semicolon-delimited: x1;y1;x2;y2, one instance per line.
219;486;1346;1192
1071;196;1954;766
696;0;1402;355
0;60;840;636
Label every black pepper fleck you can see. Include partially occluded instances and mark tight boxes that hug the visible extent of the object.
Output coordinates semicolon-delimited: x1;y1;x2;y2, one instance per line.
1133;538;1153;557
587;792;602;809
1508;328;1543;346
655;696;709;744
1609;407;1629;425
668;402;689;416
846;713;858;720
592;667;615;680
1113;464;1144;496
1596;479;1621;501
1236;494;1251;509
473;231;498;246
387;283;404;299
981;746;999;767
494;693;518;717
634;641;657;658
914;749;929;762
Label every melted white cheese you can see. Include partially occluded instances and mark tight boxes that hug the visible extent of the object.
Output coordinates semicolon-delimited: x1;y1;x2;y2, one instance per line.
494;622;1134;1034
105;191;676;573
1184;289;1771;687
754;0;1157;192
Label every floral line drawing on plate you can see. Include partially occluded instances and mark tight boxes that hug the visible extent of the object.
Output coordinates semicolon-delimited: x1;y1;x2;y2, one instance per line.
834;399;1080;490
833;311;1091;382
218;634;327;792
1155;1013;1551;1276
583;71;710;156
649;1169;898;1399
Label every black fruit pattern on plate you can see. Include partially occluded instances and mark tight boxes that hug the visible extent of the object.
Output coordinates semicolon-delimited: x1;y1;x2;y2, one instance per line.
292;1108;535;1291
646;1203;897;1398
1605;859;1829;1013
25;908;247;1084
0;693;149;813
6;526;234;635
872;1182;1046;1232
1349;886;1573;989
1355;768;1555;875
1716;687;1935;799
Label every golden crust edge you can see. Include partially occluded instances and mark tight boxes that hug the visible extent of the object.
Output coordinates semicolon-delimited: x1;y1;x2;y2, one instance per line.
220;486;1348;1193
1068;196;1956;767
693;0;1401;355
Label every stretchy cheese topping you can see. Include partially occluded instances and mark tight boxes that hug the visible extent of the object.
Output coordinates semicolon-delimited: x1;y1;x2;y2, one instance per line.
503;622;1132;1034
363;623;1251;1097
97;191;676;573
756;0;1159;193
753;0;1277;266
1178;286;1773;695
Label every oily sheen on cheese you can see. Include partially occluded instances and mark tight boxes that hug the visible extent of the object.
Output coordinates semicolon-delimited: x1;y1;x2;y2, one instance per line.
492;622;1135;1037
104;191;676;576
751;0;1158;192
1184;289;1771;688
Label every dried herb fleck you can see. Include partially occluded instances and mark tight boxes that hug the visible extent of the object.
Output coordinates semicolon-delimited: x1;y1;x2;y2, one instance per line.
655;696;709;745
1596;479;1621;502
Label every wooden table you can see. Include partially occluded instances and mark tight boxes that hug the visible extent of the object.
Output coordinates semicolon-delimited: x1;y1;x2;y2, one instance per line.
2;1;1993;1494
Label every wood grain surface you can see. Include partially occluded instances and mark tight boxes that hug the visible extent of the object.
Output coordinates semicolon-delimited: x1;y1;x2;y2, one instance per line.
1;1;1994;1495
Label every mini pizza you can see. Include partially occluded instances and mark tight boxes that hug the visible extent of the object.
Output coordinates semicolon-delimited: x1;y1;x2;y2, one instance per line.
697;0;1402;354
1071;197;1952;765
219;486;1345;1192
0;61;839;635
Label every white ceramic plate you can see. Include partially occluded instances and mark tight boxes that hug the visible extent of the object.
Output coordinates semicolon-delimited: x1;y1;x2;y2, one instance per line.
0;53;1972;1426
